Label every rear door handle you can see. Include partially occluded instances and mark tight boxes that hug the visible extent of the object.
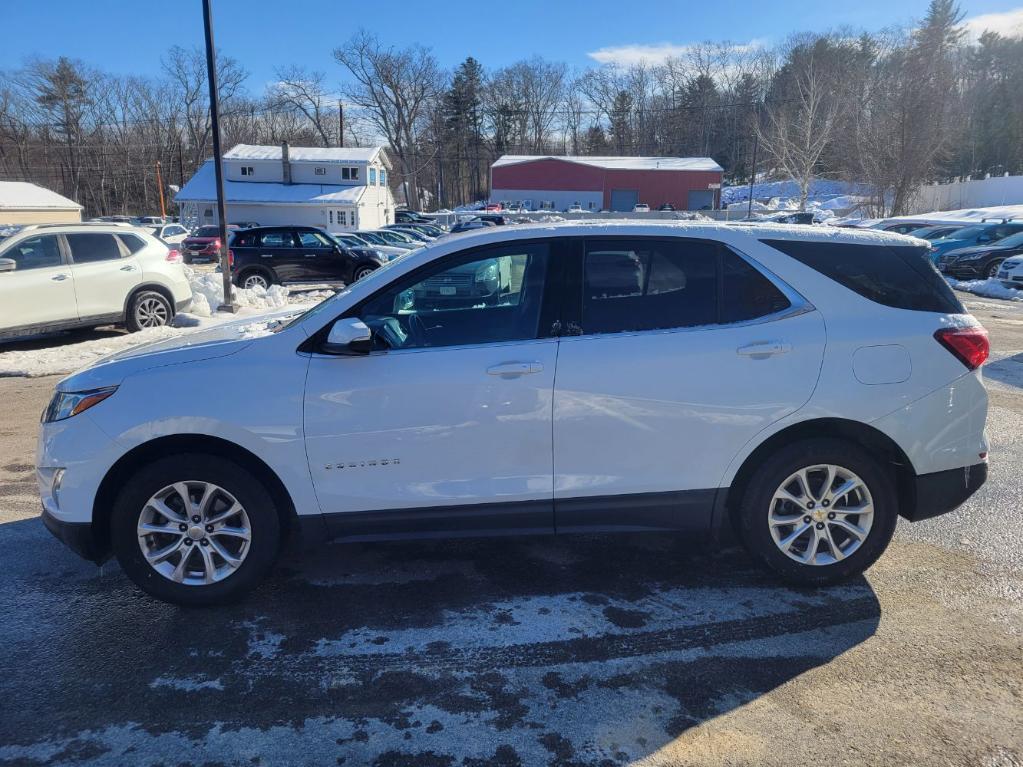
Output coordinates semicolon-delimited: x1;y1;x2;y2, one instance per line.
119;264;137;272
304;253;318;258
51;273;69;281
260;254;274;258
486;362;543;377
737;341;791;358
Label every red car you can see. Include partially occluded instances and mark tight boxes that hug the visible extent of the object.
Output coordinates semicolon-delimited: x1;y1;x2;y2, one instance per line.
181;224;239;264
484;203;502;212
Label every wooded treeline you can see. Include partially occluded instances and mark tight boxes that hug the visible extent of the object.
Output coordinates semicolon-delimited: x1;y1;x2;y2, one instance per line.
0;0;1020;217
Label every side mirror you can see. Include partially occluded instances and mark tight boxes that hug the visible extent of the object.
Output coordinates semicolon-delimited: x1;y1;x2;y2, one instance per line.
323;318;372;355
0;258;15;273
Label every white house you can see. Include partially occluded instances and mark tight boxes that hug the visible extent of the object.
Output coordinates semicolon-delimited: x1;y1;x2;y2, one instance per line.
174;143;395;233
0;181;82;225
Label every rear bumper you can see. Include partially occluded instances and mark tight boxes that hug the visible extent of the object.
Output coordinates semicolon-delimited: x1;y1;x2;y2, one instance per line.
41;507;105;563
901;462;987;522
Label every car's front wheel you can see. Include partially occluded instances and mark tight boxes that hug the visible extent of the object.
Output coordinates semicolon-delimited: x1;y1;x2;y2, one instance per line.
735;438;898;586
352;263;377;281
110;454;281;605
987;259;1004;279
239;270;273;290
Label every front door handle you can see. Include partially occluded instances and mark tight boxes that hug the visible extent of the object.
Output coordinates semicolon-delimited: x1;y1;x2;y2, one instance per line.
304;253;318;258
119;264;137;272
486;362;543;377
51;273;69;281
737;341;791;358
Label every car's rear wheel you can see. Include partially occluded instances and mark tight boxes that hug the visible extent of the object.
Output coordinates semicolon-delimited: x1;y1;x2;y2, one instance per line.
987;260;1004;279
110;454;281;605
735;438;898;586
126;290;173;332
352;263;377;281
240;270;272;290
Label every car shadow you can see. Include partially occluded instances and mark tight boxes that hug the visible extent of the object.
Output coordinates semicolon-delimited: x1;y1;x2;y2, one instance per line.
985;352;1023;390
0;326;125;353
0;516;880;766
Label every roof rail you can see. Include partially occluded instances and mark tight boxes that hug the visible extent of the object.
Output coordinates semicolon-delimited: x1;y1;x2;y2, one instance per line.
25;221;135;229
980;216;1013;223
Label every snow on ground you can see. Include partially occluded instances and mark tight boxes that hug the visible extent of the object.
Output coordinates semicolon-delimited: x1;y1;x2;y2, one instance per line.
0;269;333;378
947;277;1023;302
885;203;1023;225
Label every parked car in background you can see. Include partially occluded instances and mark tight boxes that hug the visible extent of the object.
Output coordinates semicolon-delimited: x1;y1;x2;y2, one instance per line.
138;216;167;226
395;210;434;225
907;225;966;241
181;224;239;264
372;229;424;248
450;218;498;234
229;226;384;289
356;230;418;251
329;232;406;262
147;223;190;245
928;220;1023;262
632;203;650;213
230;221;260;230
567;203;584;213
658;203;677;211
937;230;1023;280
38;222;989;604
385;223;443;239
997;255;1023;288
0;223;190;339
873;220;935;234
484;203;502;212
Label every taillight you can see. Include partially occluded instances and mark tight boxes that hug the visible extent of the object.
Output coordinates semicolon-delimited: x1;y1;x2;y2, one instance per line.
934;326;989;370
166;249;182;263
213;238;221;250
228;250;234;268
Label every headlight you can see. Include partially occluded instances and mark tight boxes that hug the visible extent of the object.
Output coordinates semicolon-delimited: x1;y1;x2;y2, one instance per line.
959;252;985;261
42;387;117;423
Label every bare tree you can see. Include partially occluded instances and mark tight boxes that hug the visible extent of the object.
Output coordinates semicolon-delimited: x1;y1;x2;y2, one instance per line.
269;66;336;147
758;54;841;210
334;31;442;208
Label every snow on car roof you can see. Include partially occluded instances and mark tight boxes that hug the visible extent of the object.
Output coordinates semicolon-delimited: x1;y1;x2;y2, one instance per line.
435;219;925;247
174;161;364;205
492;155;723;172
223;144;382;164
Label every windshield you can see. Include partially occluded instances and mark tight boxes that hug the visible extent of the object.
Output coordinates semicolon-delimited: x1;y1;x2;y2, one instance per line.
196;226;220;237
357;231;385;245
941;225;985;240
996;231;1023;248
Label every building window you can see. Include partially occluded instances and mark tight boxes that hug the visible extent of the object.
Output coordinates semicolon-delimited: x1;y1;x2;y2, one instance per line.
240;166;254;176
380;169;387;185
369;168;377;185
351;166;360;180
329;211;334;224
314;167;326;176
337;210;347;226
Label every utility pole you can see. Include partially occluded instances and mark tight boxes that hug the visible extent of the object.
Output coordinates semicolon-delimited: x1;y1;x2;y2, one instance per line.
747;112;759;221
203;0;235;312
338;101;344;147
155;161;166;220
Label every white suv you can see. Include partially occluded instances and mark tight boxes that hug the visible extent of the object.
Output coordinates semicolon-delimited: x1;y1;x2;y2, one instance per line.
36;222;989;605
0;224;192;340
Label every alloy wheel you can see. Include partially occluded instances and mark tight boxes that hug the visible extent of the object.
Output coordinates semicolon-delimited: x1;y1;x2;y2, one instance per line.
353;266;374;281
988;261;1002;279
768;464;874;566
135;297;169;328
137;481;252;586
243;274;270;290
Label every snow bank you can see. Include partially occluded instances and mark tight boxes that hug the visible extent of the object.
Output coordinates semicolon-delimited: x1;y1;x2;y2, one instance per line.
946;277;1023;302
185;267;290;317
0;326;184;378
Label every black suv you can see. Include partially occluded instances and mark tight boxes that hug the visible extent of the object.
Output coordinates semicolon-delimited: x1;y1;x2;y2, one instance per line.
229;226;383;289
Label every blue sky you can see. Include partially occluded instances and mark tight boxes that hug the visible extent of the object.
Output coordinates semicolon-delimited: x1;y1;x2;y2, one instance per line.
2;0;1022;87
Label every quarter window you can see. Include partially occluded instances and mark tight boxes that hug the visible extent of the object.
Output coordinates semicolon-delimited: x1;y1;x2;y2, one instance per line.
299;231;332;248
356;243;549;350
66;233;123;263
3;234;62;271
117;234;147;254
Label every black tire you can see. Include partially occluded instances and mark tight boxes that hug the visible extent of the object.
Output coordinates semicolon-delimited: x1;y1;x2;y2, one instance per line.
183;254;193;265
735;438;898;586
987;259;1004;279
110;454;281;606
125;290;173;333
352;263;377;282
238;268;273;290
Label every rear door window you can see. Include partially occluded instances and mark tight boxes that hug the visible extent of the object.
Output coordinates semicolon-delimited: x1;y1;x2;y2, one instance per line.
116;234;147;254
720;249;791;323
66;233;123;263
762;239;964;314
258;231;295;248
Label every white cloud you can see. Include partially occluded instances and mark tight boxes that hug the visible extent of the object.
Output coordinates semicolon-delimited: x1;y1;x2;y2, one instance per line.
587;40;765;67
963;6;1023;38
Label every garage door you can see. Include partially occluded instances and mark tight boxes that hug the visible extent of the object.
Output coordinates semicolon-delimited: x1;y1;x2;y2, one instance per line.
687;190;715;210
610;189;639;212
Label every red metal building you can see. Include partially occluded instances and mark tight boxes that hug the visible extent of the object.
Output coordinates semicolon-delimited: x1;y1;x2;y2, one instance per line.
490;155;723;212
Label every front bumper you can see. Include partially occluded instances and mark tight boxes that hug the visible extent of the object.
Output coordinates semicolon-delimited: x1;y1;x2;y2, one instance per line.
41;506;106;563
901;462;987;522
938;262;984;279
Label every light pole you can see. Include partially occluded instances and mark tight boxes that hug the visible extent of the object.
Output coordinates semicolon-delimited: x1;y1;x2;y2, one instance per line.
202;0;236;313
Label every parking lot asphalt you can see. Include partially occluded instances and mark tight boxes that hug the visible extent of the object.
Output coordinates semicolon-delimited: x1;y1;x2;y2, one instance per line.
0;293;1021;767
